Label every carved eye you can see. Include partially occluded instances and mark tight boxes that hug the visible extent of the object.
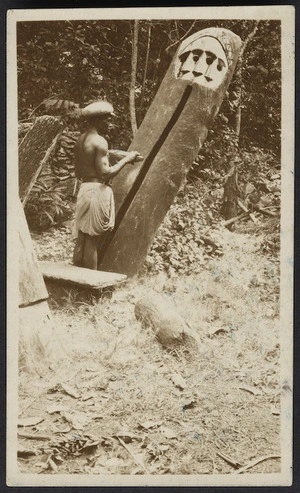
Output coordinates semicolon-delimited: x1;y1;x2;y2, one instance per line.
192;49;203;63
205;51;216;66
217;59;226;71
179;51;190;63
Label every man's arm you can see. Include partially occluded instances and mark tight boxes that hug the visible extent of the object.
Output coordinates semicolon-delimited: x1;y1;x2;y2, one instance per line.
95;142;141;181
108;149;129;164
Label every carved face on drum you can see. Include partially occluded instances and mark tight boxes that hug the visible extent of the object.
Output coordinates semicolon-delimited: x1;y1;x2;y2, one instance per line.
176;35;228;89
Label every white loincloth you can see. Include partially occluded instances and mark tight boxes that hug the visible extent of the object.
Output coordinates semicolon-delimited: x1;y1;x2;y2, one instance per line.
73;182;115;238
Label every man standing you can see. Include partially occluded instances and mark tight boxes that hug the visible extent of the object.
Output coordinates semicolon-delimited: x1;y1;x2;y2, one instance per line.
73;101;141;269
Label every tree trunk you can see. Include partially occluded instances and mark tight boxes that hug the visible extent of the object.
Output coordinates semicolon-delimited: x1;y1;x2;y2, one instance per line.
234;21;259;144
223;165;240;230
129;20;139;136
224;23;260;225
139;22;151;110
235;104;242;139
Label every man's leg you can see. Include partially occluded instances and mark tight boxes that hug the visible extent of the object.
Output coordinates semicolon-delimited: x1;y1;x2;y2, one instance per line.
83;234;99;270
73;230;85;266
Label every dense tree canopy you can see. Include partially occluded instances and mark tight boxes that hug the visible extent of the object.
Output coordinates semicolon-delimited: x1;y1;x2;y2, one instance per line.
17;19;281;154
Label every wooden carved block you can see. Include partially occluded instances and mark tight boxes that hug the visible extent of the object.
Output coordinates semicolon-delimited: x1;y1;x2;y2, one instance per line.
18;199;49;307
19;116;63;205
98;28;242;277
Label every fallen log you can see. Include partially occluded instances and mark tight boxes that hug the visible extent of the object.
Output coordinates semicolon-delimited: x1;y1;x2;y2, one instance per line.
18;432;51;441
253;205;279;217
135;293;201;349
199;234;219;251
217;451;243;469
223;212;249;228
235;454;281;474
237;199;258;224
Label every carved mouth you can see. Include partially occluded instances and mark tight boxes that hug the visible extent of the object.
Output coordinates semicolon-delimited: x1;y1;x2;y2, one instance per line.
180;71;213;83
97;84;193;264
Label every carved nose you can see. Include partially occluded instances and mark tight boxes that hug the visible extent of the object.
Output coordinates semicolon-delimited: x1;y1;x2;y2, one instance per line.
194;53;209;76
204;58;218;81
192;71;203;77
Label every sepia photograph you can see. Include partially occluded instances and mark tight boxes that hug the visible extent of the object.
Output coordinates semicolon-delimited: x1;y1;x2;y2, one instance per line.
7;6;294;487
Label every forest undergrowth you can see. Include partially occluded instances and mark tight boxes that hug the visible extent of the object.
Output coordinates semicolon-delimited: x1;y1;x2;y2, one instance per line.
18;178;282;476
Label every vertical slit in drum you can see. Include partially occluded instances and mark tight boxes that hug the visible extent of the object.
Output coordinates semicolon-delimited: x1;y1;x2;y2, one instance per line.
98;84;192;262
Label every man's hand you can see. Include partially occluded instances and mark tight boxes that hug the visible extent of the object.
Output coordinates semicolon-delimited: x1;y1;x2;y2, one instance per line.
126;151;143;164
99;149;144;180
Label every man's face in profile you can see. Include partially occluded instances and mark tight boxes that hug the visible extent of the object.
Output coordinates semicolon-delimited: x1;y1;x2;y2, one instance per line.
95;114;114;135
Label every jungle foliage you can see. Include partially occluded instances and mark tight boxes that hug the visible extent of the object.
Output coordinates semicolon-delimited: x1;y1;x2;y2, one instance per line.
17;19;281;153
17;19;281;239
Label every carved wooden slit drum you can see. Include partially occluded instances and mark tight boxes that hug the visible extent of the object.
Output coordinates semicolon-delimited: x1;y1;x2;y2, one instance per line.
98;28;241;277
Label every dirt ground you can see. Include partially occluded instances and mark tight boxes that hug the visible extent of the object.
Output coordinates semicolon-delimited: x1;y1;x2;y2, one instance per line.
18;225;281;476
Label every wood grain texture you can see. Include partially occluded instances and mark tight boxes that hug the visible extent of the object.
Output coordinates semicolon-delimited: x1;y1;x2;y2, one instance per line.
98;29;241;277
135;293;201;348
19;300;65;374
19;116;63;205
19;201;49;307
39;260;127;289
